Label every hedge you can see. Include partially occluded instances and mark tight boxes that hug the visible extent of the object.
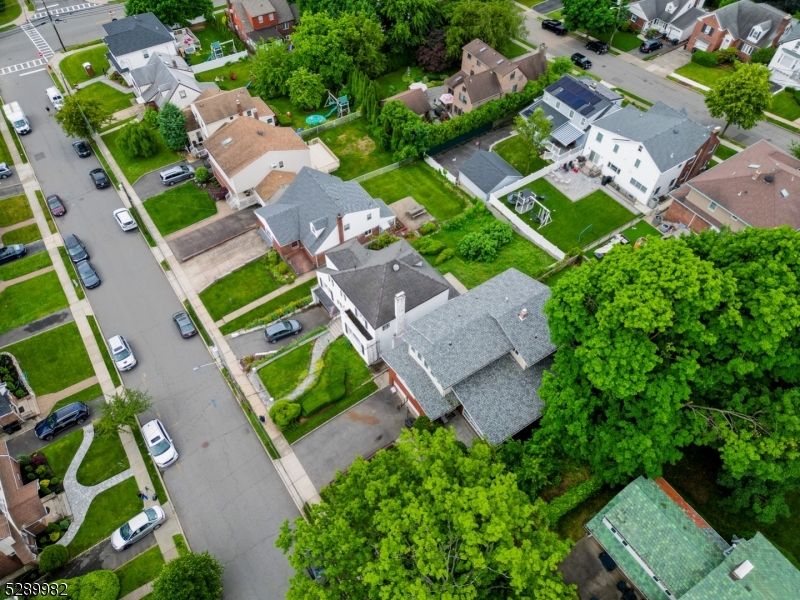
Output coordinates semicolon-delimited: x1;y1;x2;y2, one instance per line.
691;50;719;68
544;476;603;526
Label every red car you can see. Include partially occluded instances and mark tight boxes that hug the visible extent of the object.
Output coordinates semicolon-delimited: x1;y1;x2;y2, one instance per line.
47;194;66;217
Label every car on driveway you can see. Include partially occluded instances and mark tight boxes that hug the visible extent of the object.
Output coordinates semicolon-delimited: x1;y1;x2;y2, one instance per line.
159;165;195;186
142;419;178;468
108;335;137;371
0;244;26;265
542;19;567;35
113;208;138;231
640;39;663;53
72;140;91;158
111;506;165;551
47;194;66;217
586;41;610;54
90;168;111;189
0;163;11;179
264;319;302;343
34;402;90;441
76;260;101;289
64;234;88;263
571;53;593;69
172;311;197;339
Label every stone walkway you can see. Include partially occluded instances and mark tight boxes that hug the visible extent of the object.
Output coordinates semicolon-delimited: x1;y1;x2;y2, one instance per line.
285;317;343;400
217;270;317;327
0;265;54;292
58;424;134;547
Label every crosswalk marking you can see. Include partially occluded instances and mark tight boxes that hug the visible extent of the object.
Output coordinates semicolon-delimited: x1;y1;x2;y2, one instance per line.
21;22;55;60
32;3;100;19
0;58;48;76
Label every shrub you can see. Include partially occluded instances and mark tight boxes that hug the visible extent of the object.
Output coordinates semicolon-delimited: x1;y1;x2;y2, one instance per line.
751;46;775;65
716;47;738;64
143;108;159;128
41;486;52;496
49;531;61;542
116;121;160;158
77;570;120;600
31;453;47;467
619;20;631;32
194;166;210;184
482;221;512;247
442;215;467;230
691;50;719;68
51;477;61;487
645;28;660;39
277;261;289;275
544;476;603;526
367;232;400;250
434;248;454;265
419;221;438;235
458;232;498;262
266;250;280;265
464;201;488;219
17;454;31;466
27;473;37;480
269;400;301;430
39;544;69;574
36;465;49;477
417;238;445;255
25;465;33;472
59;519;70;531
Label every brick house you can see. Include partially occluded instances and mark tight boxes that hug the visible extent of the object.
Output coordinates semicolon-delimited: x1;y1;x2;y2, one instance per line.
226;0;298;49
686;0;792;61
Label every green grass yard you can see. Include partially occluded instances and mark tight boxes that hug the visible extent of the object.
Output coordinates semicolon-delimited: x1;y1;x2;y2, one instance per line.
87;315;121;388
143;183;218;237
285;381;377;445
195;59;253;90
258;343;313;400
770;90;800;121
594;31;643;52
3;223;42;245
76;430;130;487
674;63;733;88
101;127;180;184
220;279;315;334
0;194;33;227
317;118;396;180
60;46;110;87
540;264;580;288
49;383;103;415
0;251;51;282
264;96;309;130
0;271;68;336
199;259;282;321
375;65;458;100
0;126;13;166
492;136;551;176
714;144;739;161
496;39;529;60
76;82;135;114
0;0;22;28
41;429;84;480
115;546;165;597
361;162;469;221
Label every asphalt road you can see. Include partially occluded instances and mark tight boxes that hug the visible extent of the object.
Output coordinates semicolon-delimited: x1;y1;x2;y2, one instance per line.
0;68;299;598
226;306;331;360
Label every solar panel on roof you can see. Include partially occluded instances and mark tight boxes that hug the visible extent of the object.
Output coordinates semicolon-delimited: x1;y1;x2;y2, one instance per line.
589;95;603;105
569;96;586;109
580;105;593;115
559;90;577;106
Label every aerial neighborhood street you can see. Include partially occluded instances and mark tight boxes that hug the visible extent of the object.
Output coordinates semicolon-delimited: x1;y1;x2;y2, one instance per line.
0;0;799;598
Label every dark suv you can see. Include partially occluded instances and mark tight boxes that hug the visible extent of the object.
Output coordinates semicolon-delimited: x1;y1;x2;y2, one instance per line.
571;53;592;69
640;39;664;53
90;168;111;189
542;19;567;35
264;319;302;343
586;41;610;55
35;402;90;440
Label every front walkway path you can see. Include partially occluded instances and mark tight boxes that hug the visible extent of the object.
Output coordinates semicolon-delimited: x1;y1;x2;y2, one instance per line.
286;318;343;400
37;376;99;414
0;217;36;239
0;265;54;292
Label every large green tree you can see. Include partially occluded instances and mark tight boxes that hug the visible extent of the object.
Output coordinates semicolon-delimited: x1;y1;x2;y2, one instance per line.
277;427;576;599
378;0;440;51
297;0;376;17
157;102;187;152
116;121;160;158
95;388;154;436
54;95;113;139
705;62;773;135
514;111;551;172
124;0;213;27
250;40;296;99
287;67;327;110
562;0;625;34
152;552;223;600
445;0;527;59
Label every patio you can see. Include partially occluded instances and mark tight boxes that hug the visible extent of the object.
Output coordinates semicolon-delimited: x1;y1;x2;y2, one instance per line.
544;166;645;214
388;196;433;231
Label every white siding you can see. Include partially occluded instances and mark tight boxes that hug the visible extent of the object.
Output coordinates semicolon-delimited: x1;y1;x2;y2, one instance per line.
459;172;489;200
114;42;177;82
227;148;312;195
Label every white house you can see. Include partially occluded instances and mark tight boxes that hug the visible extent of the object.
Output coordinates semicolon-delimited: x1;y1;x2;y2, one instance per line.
582;101;719;207
129;53;216;110
313;239;456;365
186;88;275;147
102;13;178;85
628;0;708;41
768;21;800;87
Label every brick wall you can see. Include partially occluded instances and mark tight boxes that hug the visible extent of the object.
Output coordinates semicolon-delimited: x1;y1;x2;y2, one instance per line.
687;15;727;53
389;368;424;418
664;199;713;233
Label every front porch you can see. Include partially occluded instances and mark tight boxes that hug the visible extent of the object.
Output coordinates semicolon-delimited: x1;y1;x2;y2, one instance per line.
283;247;316;276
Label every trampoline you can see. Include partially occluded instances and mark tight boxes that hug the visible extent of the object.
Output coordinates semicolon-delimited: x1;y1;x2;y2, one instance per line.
306;114;326;125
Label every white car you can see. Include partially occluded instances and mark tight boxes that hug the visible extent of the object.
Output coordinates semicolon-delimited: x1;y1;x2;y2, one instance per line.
108;335;137;371
111;506;165;551
113;208;138;231
142;419;178;468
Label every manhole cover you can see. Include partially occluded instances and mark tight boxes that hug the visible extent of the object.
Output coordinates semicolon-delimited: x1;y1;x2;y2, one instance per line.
34;152;45;161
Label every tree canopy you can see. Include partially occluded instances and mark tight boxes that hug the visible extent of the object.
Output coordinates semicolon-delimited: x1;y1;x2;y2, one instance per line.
54;95;113;139
705;62;773;135
95;388;154;436
377;0;441;51
152;552;224;600
157;102;187;152
287;67;327;110
251;40;296;99
562;0;627;34
514;111;551;172
116;121;160;158
124;0;213;27
445;0;527;58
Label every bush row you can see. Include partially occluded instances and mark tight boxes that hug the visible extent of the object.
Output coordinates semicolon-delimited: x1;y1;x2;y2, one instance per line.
543;476;603;526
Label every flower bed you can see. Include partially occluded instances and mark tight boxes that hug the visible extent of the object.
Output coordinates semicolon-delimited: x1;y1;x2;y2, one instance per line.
0;352;33;401
17;452;64;498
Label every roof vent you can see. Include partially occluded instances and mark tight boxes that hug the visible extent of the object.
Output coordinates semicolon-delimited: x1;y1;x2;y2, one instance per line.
257;130;265;136
673;129;679;134
448;341;452;346
221;137;233;146
455;76;463;83
496;59;504;64
748;164;761;169
393;264;400;272
519;308;528;321
751;170;761;181
479;47;487;53
730;560;754;581
764;174;774;183
781;188;789;198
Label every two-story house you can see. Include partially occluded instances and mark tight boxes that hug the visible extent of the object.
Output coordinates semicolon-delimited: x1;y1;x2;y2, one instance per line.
582;101;719;207
102;13;178;85
385;268;556;445
686;0;792;61
767;21;800;87
628;0;708;41
664;139;800;233
227;0;299;49
254;167;396;269
444;40;548;116
314;239;457;365
129;53;217;110
520;74;623;158
185;88;275;149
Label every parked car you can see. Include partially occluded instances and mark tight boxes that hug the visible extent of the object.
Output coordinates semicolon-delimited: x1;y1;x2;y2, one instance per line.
571;53;592;69
542;19;567;35
172;311;197;339
90;168;110;189
76;260;101;289
640;39;663;53
47;194;66;217
0;244;26;265
141;419;178;468
113;208;138;231
72;140;91;158
264;319;302;344
159;165;195;186
586;41;610;55
108;334;137;371
111;506;166;551
64;234;88;263
0;162;11;179
34;402;89;441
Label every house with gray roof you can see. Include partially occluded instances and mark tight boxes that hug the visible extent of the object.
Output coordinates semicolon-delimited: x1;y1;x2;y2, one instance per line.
583;476;800;600
254;168;396;269
384;268;555;444
130;53;217;110
767;17;800;86
314;239;457;364
459;151;522;201
628;0;708;42
581;101;719;207
102;13;178;85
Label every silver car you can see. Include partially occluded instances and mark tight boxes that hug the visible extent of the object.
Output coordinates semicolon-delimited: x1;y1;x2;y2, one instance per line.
142;419;178;468
113;208;138;231
108;335;137;371
111;506;165;551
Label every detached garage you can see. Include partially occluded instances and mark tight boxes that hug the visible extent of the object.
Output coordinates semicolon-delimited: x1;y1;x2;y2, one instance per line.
458;150;522;201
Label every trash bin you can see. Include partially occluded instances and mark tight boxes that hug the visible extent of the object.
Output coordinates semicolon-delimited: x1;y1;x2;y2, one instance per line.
83;62;95;77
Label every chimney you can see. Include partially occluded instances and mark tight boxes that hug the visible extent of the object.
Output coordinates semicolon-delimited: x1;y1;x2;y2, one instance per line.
253;108;258;120
752;170;761;181
395;291;406;336
775;14;792;44
336;214;344;243
236;98;243;117
730;560;754;581
172;58;177;68
518;308;528;321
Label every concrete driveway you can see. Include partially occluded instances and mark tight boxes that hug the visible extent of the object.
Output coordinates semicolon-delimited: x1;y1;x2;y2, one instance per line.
292;386;407;491
181;229;268;292
648;47;692;72
7;397;105;457
53;533;157;582
226;306;331;359
0;177;23;200
132;160;190;200
433;126;514;176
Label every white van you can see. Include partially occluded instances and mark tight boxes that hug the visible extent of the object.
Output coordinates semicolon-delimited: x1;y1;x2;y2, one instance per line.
46;87;64;110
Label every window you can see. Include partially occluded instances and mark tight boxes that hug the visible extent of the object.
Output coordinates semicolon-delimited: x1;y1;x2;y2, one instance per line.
589;150;600;164
470;70;474;76
510;71;515;80
748;27;762;41
630;178;647;193
467;53;472;60
740;43;755;56
581;117;586;126
634;159;640;168
278;160;284;168
731;214;739;221
556;100;561;109
607;162;620;174
638;145;642;152
179;90;187;99
669;178;676;187
596;132;603;142
476;60;482;67
630;13;637;22
653;186;660;196
143;50;149;58
246;110;251;116
709;201;718;211
569;109;574;118
270;13;274;20
258;15;263;23
459;93;468;104
512;84;518;93
344;223;351;231
382;323;390;331
283;22;289;30
367;213;372;220
613;144;619;153
701;24;714;35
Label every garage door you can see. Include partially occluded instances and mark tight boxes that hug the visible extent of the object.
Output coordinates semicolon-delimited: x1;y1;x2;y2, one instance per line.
693;39;709;51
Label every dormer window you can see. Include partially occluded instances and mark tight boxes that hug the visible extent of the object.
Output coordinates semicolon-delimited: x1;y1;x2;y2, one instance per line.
665;2;676;13
748;27;763;42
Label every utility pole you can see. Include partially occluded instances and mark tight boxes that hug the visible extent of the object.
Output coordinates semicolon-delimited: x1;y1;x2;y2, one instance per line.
42;0;67;52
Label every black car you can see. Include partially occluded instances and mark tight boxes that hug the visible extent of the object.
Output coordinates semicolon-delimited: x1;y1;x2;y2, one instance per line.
586;41;610;55
571;53;592;69
90;168;110;189
72;140;91;158
640;39;663;53
47;194;66;217
542;19;567;35
264;319;302;343
64;234;89;263
0;244;26;265
172;311;198;339
35;402;90;441
76;260;101;289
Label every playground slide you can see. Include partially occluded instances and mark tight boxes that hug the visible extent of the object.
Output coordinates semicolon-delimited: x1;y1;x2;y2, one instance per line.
323;106;338;118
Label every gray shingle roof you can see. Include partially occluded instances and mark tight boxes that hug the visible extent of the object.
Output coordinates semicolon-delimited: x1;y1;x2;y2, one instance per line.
632;0;707;25
715;0;790;48
459;151;521;194
545;75;622;122
102;13;174;56
778;19;800;44
384;342;457;420
592;101;712;172
130;52;213;108
522;98;569;130
671;7;708;31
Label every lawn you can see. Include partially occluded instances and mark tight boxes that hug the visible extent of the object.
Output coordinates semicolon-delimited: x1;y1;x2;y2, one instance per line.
496;39;529;60
35;191;57;234
361;162;469;221
556;485;622;542
87;315;121;388
265;96;310;130
516;0;546;5
594;30;643;52
115;546;165;597
514;180;635;251
195;59;254;91
0;194;33;227
49;383;103;415
0;322;94;395
285;381;377;445
58;246;85;301
143;183;218;236
546;9;563;19
770;90;800;121
220;279;315;335
540;264;580;288
0;251;51;282
674;63;733;88
0;272;69;336
375;65;458;100
76;83;135;115
258;343;313;400
714;144;738;161
3;223;42;245
67;477;143;558
199;258;282;321
77;430;130;486
0;123;12;166
101;128;180;184
492;136;551;176
317;118;396;180
583;219;661;258
60;46;110;87
40;429;84;480
131;425;168;503
0;0;22;28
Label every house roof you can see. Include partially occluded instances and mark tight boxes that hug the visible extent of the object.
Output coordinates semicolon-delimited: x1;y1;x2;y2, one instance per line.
205;117;308;177
0;440;46;532
242;0;275;16
545;75;622;123
778;19;800;44
380;88;431;115
384;342;458;420
514;52;548;82
714;0;790;48
183;107;200;133
592;101;712;172
102;12;174;57
131;52;213;108
254;170;296;203
522;98;569;130
231;0;296;35
632;0;703;25
677;139;800;229
193;89;271;124
672;6;709;31
460;150;522;194
463;39;517;76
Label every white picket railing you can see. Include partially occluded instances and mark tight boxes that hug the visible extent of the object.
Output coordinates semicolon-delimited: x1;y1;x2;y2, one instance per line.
423;155;457;184
298;112;362;138
488;196;565;260
191;51;250;74
352;158;416;183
